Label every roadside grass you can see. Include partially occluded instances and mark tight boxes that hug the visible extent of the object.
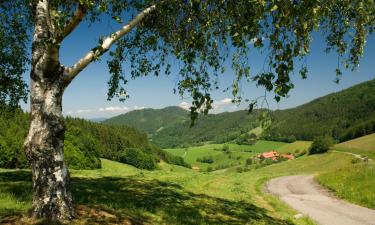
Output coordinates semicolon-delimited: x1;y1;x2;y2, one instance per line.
317;162;375;209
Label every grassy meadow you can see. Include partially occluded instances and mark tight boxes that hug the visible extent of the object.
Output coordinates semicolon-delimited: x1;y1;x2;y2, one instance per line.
1;137;374;224
314;133;375;209
164;141;287;171
332;133;375;160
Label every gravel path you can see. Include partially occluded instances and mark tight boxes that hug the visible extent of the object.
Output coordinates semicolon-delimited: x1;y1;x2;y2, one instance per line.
265;175;375;225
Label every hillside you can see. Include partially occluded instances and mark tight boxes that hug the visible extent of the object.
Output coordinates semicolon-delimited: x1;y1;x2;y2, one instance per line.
333;133;375;159
264;78;375;142
0;105;188;170
104;107;261;148
104;106;189;135
103;79;375;147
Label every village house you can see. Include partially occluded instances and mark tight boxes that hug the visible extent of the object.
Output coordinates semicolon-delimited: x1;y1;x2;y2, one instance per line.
257;151;295;161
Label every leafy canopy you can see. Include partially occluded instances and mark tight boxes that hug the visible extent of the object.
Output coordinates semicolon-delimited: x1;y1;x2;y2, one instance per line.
1;0;374;119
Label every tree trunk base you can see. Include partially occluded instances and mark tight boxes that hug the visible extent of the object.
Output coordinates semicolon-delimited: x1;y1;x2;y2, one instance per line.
28;156;75;221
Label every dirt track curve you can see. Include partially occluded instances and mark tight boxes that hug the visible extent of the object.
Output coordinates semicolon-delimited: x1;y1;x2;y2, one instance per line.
266;175;375;225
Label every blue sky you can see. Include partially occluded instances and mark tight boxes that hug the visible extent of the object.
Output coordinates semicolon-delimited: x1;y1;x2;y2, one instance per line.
21;17;375;119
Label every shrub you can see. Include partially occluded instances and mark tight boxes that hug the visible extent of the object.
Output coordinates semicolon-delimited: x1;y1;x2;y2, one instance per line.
309;136;334;155
222;144;230;153
236;167;243;173
163;152;191;168
245;158;253;166
206;166;213;172
197;156;214;164
119;148;156;170
287;135;296;143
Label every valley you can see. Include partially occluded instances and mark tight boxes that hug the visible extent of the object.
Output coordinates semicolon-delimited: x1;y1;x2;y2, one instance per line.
1;79;375;224
1;134;374;224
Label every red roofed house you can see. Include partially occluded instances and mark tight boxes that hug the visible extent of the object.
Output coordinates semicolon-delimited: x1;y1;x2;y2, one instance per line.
258;151;279;161
257;151;295;161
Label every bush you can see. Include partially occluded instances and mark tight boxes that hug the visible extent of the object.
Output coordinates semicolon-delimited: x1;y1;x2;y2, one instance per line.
235;133;257;145
309;136;334;155
287;135;296;143
222;144;230;153
164;153;191;168
197;156;214;164
245;158;253;166
119;148;156;170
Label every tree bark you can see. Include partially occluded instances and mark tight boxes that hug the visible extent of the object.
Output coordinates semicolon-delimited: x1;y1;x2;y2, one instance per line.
24;67;75;220
24;0;75;220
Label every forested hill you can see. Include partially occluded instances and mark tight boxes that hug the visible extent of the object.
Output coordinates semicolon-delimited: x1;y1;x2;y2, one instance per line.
0;106;189;170
104;78;375;147
264;78;375;142
104;106;262;148
104;106;189;135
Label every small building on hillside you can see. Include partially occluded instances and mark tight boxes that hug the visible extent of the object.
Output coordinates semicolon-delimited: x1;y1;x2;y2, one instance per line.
257;151;295;161
258;151;279;161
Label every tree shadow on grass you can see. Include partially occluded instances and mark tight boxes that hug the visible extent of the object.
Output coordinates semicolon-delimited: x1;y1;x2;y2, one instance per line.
0;171;293;225
73;176;293;225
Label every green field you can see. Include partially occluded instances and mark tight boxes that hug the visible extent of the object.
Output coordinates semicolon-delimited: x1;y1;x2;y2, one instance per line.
333;133;375;159
164;141;287;171
1;139;374;224
275;141;312;154
314;134;375;208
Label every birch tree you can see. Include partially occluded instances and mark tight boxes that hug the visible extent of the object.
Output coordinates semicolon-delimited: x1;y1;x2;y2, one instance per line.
0;0;374;221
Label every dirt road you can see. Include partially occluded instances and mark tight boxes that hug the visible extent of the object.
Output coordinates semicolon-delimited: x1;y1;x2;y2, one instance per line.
265;175;375;225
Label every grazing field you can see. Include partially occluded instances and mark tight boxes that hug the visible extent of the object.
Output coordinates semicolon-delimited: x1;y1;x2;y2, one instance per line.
1;143;374;224
164;141;287;171
336;133;375;151
165;144;254;171
333;133;375;159
1;158;318;225
275;141;312;154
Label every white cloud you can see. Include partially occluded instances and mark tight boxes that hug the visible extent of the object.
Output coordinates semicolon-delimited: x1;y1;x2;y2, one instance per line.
178;101;191;110
77;109;93;114
68;105;131;118
133;106;145;110
98;106;129;112
219;97;232;104
178;98;235;113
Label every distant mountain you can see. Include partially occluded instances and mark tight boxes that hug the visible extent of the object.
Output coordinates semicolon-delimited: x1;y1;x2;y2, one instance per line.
263;78;375;142
104;106;261;148
104;106;189;135
104;78;375;147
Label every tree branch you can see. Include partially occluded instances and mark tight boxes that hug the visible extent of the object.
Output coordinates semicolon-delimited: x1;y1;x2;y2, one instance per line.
64;4;157;85
57;4;86;42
